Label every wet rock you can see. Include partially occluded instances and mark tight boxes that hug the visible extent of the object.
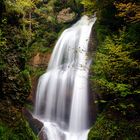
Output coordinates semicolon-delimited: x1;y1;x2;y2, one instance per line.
38;130;48;140
88;24;98;125
22;108;43;134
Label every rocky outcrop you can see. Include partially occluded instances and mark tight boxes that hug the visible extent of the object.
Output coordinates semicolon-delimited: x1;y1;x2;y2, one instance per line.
57;8;76;23
22;108;43;135
88;24;99;125
27;52;51;104
30;52;51;68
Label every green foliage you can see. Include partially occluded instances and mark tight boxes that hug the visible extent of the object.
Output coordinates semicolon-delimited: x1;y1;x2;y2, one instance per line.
0;29;6;47
18;70;31;93
92;31;140;97
80;0;121;29
88;114;140;140
54;0;83;15
126;23;140;45
0;0;67;106
67;0;83;14
95;23;110;45
115;1;140;23
0;29;6;70
26;65;46;77
91;29;140;117
53;0;66;12
4;0;35;14
80;0;96;15
0;120;38;140
0;24;31;105
0;100;38;140
89;2;140;138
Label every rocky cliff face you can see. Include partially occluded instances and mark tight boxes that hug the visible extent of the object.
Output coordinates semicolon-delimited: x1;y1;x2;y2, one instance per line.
27;52;51;105
88;25;99;125
30;53;51;68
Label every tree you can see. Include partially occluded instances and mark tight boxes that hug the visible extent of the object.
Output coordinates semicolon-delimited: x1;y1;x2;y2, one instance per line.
91;31;140;116
115;2;140;23
80;0;96;15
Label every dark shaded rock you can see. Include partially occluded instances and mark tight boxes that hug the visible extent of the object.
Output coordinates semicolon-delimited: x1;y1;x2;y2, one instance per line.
88;22;99;126
38;130;48;140
22;108;43;135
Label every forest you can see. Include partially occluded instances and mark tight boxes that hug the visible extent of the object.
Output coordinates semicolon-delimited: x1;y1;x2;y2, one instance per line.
0;0;140;140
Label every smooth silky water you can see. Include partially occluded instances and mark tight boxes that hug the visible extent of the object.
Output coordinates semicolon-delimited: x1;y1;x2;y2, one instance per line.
34;15;97;140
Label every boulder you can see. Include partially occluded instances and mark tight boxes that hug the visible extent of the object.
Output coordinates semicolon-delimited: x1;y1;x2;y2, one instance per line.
57;8;76;23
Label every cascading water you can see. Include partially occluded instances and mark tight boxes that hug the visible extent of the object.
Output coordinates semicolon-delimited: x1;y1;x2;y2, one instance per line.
34;15;96;140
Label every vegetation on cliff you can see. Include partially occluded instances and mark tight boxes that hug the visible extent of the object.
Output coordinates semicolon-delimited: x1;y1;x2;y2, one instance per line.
81;0;140;139
0;0;80;139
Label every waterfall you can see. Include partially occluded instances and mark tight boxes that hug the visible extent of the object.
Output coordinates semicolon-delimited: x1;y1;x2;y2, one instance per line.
34;15;96;140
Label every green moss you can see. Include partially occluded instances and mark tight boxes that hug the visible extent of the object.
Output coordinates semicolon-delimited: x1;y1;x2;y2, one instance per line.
0;120;39;140
95;23;110;46
25;103;34;111
88;114;140;140
0;101;38;140
26;65;46;78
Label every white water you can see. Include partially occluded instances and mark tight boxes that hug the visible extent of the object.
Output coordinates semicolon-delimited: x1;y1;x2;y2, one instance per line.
34;15;96;140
